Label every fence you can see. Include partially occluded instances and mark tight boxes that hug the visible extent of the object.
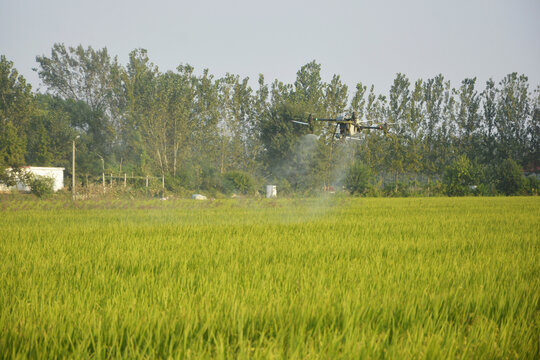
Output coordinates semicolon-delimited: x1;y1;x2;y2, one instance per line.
78;172;166;191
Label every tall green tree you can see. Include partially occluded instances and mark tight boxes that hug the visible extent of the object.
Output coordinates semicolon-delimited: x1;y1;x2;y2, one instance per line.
481;79;498;164
121;49;159;175
437;80;457;173
190;69;221;189
386;73;410;186
350;83;367;120
495;73;530;163
246;74;269;175
455;78;481;161
362;90;389;175
526;86;540;171
36;44;118;171
35;44;119;113
422;75;445;178
0;55;35;171
26;95;75;168
291;61;325;113
404;79;425;176
322;74;349;185
169;65;197;177
218;74;254;173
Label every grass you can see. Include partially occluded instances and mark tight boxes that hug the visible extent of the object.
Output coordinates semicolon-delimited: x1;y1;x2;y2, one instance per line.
0;197;539;358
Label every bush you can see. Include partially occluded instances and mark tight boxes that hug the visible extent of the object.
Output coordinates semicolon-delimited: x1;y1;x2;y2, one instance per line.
524;176;540;195
275;178;292;197
175;165;197;190
495;159;526;195
474;182;496;196
164;174;189;194
422;179;444;196
365;179;383;197
382;181;412;197
222;171;256;195
345;163;372;195
200;166;222;192
0;166;31;188
443;155;478;196
27;175;55;198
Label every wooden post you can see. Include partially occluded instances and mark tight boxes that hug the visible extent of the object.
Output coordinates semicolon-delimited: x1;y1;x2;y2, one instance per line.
146;175;149;187
102;172;105;189
124;173;127;187
72;140;76;197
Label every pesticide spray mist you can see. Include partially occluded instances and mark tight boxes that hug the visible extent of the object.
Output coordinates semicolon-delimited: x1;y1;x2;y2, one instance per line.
271;134;360;222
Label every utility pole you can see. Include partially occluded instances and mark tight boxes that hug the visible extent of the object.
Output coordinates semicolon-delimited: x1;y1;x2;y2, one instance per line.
97;154;105;191
72;135;80;198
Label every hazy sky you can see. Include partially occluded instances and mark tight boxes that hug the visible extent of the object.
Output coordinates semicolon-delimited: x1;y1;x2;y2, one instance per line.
1;0;539;94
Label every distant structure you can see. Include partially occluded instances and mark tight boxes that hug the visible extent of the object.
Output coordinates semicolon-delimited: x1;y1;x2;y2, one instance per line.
191;194;208;200
0;166;65;192
266;185;277;198
523;165;540;180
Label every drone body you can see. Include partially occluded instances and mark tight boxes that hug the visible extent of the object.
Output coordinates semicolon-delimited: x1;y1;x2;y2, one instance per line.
292;112;389;140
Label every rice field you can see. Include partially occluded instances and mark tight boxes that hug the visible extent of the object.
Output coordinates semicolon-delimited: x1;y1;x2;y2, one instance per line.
0;197;539;359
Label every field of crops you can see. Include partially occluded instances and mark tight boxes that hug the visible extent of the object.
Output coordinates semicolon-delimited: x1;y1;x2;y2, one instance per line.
0;196;539;359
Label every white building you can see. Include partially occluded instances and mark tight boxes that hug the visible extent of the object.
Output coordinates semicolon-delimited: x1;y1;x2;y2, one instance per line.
266;185;277;198
0;166;65;192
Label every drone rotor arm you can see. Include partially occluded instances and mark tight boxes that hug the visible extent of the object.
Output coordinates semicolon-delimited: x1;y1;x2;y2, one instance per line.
357;125;384;130
313;118;340;122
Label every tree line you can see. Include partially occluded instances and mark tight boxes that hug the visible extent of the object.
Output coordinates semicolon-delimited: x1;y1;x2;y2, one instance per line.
1;44;539;196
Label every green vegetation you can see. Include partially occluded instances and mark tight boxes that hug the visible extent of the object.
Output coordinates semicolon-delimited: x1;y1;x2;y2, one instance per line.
1;197;538;358
443;155;478;196
222;171;257;195
2;48;539;197
26;175;55;198
345;162;372;195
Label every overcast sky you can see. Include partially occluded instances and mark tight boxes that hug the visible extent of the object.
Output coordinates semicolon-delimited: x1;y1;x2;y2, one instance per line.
1;0;539;94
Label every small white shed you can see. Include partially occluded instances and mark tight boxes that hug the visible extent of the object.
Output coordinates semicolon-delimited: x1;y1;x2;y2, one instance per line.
266;185;277;198
0;166;65;192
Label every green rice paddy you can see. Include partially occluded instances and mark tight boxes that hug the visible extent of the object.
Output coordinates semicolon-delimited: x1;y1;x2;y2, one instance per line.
1;197;539;358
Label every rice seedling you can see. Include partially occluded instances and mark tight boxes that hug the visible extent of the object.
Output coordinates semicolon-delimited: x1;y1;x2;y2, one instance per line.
0;197;538;358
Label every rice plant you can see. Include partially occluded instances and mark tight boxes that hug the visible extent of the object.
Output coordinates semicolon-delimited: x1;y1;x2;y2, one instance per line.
0;197;538;358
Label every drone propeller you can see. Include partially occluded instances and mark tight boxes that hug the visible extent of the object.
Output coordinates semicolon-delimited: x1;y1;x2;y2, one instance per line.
291;112;395;138
357;119;381;125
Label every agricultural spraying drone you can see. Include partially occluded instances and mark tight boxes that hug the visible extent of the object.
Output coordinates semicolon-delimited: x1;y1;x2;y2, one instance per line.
292;112;391;141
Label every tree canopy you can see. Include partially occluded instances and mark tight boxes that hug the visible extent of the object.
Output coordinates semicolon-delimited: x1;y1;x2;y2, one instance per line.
1;45;538;196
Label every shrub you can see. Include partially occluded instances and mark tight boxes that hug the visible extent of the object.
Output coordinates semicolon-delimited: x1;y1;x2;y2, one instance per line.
495;159;526;195
524;176;539;195
27;175;55;198
164;174;189;194
222;171;255;195
345;163;372;195
0;166;30;188
275;178;292;197
422;179;444;196
175;165;197;190
200;166;222;192
443;155;477;196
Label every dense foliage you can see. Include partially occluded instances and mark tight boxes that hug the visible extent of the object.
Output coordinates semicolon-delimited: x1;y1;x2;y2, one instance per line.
26;175;55;198
1;46;539;196
345;163;372;195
